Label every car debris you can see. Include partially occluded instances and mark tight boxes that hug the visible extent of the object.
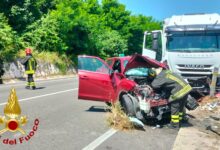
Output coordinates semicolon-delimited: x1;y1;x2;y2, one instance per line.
129;117;144;128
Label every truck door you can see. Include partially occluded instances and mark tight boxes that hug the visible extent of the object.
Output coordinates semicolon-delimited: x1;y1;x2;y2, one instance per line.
143;30;162;61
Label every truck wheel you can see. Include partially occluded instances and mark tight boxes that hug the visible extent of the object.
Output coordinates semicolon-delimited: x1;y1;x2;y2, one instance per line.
120;94;136;116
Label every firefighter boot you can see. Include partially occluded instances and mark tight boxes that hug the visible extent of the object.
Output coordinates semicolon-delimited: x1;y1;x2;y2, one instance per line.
25;82;30;89
30;82;36;90
167;122;180;130
179;112;189;124
167;115;180;130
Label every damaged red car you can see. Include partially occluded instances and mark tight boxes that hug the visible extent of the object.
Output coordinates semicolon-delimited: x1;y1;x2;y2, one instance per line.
78;54;170;121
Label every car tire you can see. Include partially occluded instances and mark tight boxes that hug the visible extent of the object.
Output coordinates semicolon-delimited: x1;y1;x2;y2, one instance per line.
120;94;136;116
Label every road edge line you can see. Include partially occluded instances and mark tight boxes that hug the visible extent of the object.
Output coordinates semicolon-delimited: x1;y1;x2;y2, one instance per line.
82;128;117;150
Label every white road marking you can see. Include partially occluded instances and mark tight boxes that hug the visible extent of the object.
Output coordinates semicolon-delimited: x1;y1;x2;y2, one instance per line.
0;88;78;106
82;128;117;150
0;77;77;88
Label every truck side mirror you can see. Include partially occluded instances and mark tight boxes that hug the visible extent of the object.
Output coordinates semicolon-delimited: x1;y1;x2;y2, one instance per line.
152;32;159;50
152;39;159;50
152;32;159;39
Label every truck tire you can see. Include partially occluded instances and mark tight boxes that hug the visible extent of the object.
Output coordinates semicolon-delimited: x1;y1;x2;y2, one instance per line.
120;94;136;116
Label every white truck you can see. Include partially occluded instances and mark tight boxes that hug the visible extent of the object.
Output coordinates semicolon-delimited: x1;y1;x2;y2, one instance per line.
142;13;220;95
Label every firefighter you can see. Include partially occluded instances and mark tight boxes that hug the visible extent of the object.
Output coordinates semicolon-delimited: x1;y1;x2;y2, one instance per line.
148;68;192;129
21;48;37;90
0;58;4;84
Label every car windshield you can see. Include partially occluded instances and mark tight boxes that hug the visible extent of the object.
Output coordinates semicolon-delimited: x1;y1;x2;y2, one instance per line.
125;67;149;77
167;31;220;52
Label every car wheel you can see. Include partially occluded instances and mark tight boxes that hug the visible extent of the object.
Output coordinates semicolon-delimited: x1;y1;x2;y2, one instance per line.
120;94;136;116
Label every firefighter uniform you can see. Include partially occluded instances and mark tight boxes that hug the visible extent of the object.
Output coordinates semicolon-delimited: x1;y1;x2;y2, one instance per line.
150;70;192;129
21;48;37;89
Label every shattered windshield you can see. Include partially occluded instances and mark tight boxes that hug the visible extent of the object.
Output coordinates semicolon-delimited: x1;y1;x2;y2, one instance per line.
167;31;220;52
125;67;149;77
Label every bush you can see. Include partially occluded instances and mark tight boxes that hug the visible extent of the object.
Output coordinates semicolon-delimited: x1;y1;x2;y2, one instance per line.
0;13;17;61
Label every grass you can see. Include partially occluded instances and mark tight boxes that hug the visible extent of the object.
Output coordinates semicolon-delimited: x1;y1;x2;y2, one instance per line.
106;102;134;131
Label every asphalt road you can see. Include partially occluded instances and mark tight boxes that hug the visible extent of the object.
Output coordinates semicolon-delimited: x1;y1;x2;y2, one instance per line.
0;77;178;150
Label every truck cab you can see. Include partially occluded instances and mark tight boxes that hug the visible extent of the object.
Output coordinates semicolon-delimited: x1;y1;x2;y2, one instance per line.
143;13;220;94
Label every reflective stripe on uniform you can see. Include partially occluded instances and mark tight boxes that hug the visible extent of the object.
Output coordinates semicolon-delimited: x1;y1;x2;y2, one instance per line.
171;115;179;123
25;70;35;74
179;112;183;120
171;84;192;100
30;82;35;86
25;58;35;74
166;73;186;87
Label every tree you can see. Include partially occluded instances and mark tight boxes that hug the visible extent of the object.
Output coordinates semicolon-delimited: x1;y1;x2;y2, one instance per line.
101;0;131;35
21;14;67;53
91;29;127;58
51;0;103;56
126;15;162;54
0;0;57;33
0;13;17;61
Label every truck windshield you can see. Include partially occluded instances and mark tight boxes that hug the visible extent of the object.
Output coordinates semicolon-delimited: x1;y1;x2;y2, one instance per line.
167;31;220;52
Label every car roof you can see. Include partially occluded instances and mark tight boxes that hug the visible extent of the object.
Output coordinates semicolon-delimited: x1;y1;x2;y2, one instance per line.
106;56;131;61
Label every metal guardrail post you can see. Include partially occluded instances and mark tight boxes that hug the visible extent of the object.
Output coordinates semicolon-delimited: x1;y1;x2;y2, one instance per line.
210;67;219;97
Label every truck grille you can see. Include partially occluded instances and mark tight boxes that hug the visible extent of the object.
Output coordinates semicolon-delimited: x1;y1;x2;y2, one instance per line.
176;64;213;74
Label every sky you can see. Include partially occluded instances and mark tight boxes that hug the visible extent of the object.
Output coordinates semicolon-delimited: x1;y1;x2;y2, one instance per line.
118;0;220;21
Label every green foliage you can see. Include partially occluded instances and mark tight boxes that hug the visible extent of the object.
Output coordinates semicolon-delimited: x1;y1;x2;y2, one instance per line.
101;0;131;35
0;0;57;33
0;0;162;73
0;13;17;61
21;14;67;53
127;15;162;54
91;29;127;58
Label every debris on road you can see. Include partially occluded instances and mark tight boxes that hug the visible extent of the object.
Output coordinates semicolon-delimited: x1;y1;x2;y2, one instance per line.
188;96;220;136
129;117;144;128
106;102;134;131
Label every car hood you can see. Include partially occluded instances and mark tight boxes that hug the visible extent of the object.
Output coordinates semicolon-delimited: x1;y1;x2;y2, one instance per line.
123;54;167;73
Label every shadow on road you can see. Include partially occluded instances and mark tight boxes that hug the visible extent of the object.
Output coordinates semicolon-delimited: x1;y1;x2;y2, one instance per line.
86;106;107;113
25;87;46;90
34;87;46;90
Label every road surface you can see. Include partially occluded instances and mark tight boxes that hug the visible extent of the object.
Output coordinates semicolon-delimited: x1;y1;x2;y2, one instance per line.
0;77;177;150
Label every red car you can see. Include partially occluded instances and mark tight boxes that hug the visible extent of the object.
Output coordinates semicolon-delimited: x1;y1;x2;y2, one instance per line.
78;54;168;120
106;56;131;74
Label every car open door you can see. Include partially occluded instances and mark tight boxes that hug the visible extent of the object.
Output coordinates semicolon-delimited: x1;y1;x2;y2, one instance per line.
78;56;116;102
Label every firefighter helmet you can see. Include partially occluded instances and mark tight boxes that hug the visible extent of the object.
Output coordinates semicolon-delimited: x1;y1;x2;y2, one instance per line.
148;68;156;78
25;48;32;55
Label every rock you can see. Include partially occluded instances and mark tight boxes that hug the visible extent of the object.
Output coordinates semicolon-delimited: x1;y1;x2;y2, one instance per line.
207;125;220;136
210;115;220;121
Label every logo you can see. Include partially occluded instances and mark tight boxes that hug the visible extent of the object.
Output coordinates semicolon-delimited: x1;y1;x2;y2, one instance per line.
184;64;204;69
0;88;27;134
0;88;39;145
